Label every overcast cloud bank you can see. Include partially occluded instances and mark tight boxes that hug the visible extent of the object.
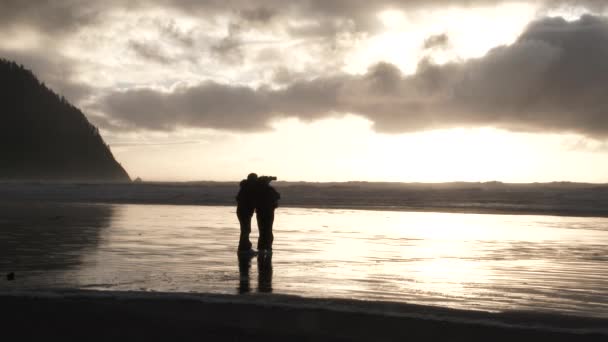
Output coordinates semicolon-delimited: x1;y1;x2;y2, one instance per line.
97;15;608;137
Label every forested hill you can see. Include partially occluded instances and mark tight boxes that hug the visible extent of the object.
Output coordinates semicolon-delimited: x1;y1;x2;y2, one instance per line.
0;59;130;181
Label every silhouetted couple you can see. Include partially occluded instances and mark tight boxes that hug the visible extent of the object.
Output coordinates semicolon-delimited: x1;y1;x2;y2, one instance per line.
236;173;280;254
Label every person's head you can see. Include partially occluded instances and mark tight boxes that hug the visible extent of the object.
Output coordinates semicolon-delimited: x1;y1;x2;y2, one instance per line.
247;173;258;182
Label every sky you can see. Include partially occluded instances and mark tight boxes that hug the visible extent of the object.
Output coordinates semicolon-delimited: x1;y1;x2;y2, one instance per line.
2;0;608;182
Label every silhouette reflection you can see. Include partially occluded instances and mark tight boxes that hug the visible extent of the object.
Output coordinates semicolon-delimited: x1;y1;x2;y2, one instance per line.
237;254;252;294
0;202;114;272
237;253;273;294
257;253;273;293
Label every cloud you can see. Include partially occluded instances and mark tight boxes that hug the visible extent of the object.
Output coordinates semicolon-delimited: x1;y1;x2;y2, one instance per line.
0;1;605;40
2;1;606;136
547;0;608;11
96;83;274;131
423;33;450;50
563;137;608;153
96;15;608;137
157;19;195;47
126;17;202;65
238;7;277;23
129;40;173;64
0;0;105;33
1;1;604;75
210;36;244;64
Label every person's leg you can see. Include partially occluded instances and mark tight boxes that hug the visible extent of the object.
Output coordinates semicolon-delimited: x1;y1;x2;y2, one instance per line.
237;207;253;251
266;209;274;249
256;210;269;250
255;210;265;250
256;208;274;250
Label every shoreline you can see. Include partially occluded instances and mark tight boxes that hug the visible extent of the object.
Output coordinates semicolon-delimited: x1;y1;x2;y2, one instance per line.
2;181;608;218
2;289;607;341
4;199;608;219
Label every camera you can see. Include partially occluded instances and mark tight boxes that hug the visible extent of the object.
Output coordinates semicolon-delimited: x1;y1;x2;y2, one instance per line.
258;176;277;184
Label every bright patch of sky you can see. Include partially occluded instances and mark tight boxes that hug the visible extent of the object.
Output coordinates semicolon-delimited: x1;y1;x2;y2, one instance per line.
345;3;537;74
111;115;608;182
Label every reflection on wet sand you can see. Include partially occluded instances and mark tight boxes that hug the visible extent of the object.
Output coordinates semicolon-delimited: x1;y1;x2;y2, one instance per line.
1;203;607;318
0;202;114;272
238;253;273;294
258;254;273;293
238;254;252;294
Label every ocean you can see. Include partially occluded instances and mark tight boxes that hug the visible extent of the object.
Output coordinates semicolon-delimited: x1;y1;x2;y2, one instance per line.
1;201;607;319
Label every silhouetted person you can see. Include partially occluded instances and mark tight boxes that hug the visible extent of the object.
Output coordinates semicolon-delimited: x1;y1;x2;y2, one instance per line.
236;173;258;252
255;176;280;252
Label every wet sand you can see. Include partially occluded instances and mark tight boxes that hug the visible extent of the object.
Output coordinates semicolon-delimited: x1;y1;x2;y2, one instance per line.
2;200;607;340
3;290;606;341
2;202;608;317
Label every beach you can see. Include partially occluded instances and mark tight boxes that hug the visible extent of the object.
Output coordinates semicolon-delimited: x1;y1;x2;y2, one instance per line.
3;202;608;316
1;189;607;340
3;290;607;341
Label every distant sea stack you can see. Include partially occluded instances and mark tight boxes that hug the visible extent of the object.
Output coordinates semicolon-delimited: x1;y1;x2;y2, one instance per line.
0;59;130;182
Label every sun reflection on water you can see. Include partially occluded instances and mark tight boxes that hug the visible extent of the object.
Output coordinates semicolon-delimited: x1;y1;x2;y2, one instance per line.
1;203;607;317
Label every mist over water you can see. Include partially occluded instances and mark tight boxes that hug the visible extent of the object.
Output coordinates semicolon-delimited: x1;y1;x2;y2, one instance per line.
1;202;607;318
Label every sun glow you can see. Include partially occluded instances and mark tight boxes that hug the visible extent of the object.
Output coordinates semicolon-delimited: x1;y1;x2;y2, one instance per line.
110;116;608;183
346;4;537;74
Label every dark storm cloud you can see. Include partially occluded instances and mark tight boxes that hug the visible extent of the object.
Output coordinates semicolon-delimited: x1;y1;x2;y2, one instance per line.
98;15;608;137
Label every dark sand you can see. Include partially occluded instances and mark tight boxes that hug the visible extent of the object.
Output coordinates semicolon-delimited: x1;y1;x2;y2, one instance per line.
2;290;606;341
